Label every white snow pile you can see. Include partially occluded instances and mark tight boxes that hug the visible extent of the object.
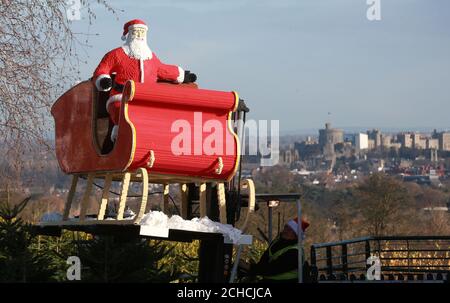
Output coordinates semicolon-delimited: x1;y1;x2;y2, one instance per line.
140;211;244;244
40;212;63;222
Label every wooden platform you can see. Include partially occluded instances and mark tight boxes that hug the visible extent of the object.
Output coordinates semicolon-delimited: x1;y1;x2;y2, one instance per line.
33;223;222;242
32;221;252;245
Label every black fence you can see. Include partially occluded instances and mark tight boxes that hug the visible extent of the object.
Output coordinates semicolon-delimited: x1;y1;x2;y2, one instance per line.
310;236;450;282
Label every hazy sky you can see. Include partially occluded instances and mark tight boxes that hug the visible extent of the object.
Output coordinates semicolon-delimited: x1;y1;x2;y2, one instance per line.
71;0;450;133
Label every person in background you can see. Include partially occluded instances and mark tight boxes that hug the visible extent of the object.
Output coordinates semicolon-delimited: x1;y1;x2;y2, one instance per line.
240;217;310;282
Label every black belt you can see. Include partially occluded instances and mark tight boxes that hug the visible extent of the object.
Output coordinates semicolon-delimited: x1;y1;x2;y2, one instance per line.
113;83;125;92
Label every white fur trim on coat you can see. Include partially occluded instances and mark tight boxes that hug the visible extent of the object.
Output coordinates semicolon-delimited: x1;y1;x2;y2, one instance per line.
140;59;144;83
177;66;185;84
95;74;112;92
106;94;123;114
111;125;119;142
128;24;148;32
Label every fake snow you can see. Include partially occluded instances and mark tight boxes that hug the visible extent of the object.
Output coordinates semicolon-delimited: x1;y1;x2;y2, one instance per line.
39;211;246;244
140;211;244;244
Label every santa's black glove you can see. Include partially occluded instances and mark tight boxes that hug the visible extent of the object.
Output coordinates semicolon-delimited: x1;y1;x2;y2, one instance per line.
237;99;250;113
99;77;113;91
183;70;197;83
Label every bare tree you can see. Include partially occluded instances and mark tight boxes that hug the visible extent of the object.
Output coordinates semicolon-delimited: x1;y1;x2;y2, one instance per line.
0;0;117;184
355;173;410;236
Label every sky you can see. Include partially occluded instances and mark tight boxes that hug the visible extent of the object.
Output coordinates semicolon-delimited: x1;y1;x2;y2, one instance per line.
71;0;450;134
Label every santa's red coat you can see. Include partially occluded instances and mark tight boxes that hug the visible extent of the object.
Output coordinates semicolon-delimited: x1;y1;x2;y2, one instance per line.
93;47;183;124
94;47;182;86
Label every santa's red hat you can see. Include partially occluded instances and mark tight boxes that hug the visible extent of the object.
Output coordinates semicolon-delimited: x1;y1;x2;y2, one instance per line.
122;19;148;41
286;217;310;236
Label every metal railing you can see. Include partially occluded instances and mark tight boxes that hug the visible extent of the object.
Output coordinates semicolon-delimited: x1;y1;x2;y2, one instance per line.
310;236;450;282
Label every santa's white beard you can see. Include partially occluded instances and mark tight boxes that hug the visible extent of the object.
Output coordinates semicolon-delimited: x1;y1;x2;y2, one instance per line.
122;36;152;60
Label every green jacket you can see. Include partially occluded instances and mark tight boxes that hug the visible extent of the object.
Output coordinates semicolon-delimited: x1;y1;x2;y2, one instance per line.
252;236;304;282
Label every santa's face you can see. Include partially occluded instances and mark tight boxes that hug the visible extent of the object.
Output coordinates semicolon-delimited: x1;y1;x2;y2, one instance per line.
123;26;152;60
130;28;146;41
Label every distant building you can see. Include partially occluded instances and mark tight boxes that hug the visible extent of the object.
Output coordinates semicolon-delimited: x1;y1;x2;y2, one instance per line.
294;140;320;161
344;133;355;143
367;129;382;148
305;136;316;143
280;145;300;166
399;133;413;148
430;149;438;162
438;132;450;151
390;142;402;150
381;134;392;148
355;133;369;151
318;123;344;151
323;142;336;161
426;138;439;150
412;133;426;149
368;139;375;150
432;129;439;139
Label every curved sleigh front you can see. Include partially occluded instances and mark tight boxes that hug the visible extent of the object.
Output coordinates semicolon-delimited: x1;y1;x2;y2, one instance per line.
51;81;134;175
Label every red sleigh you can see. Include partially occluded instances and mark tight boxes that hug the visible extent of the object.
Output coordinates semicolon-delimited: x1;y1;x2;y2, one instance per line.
49;79;255;227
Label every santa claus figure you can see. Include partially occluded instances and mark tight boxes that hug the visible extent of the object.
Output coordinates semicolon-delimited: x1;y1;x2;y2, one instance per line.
93;19;197;141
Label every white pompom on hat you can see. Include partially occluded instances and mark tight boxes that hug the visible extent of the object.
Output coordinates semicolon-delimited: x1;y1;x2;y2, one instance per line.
121;19;148;41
